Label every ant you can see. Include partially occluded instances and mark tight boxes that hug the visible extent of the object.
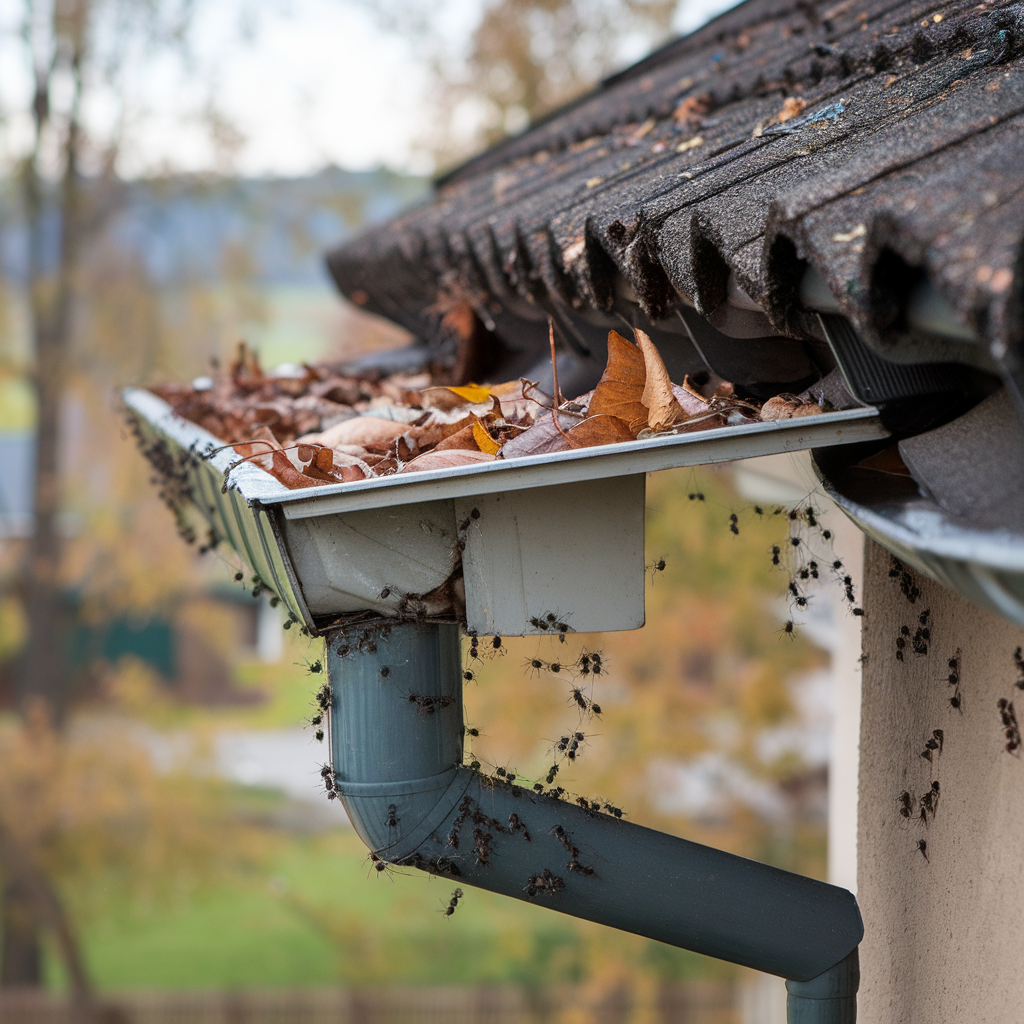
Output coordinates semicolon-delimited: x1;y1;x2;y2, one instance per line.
889;556;922;604
919;781;940;822
920;729;943;762
457;508;481;532
545;764;560;784
947;650;963;711
407;693;456;716
771;546;781;566
367;852;395;879
753;505;764;517
729;513;739;536
385;804;400;829
998;698;1021;754
442;888;464;918
566;732;585;761
647;557;667;581
688;492;705;502
508;813;530;840
524;868;565;897
898;791;914;819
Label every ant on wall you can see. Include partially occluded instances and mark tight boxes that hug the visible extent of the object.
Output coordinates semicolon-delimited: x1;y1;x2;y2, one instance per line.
920;729;943;763
998;698;1021;754
947;650;963;711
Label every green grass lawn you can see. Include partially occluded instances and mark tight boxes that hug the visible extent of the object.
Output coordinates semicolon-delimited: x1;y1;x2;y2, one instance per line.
74;828;722;991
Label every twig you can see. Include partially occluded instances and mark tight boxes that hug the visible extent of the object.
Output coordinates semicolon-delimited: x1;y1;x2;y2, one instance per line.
548;319;563;408
547;319;573;444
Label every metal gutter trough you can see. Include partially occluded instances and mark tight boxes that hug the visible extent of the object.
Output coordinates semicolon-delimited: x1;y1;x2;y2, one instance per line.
126;385;884;1024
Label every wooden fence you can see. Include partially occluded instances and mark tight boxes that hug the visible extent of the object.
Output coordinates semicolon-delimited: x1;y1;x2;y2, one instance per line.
0;984;739;1024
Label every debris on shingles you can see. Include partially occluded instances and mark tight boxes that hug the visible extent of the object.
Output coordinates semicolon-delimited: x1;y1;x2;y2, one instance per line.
327;0;1024;359
153;329;827;491
756;100;845;137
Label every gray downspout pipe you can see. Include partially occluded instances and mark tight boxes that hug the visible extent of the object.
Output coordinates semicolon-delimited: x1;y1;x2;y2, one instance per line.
328;621;862;1021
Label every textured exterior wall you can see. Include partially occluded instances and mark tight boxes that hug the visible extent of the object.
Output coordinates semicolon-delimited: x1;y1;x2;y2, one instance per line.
859;540;1024;1022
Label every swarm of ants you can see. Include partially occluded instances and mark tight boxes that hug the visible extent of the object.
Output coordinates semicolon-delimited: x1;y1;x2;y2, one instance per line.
755;500;863;637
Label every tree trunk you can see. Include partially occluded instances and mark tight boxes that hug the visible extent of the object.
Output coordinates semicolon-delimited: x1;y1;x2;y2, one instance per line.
18;11;85;724
0;879;42;987
5;8;90;996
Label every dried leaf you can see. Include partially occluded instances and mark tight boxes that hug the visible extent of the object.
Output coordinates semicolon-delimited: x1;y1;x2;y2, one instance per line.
499;413;578;459
566;415;635;449
760;396;806;421
421;384;492;410
309;416;408;448
397;449;497;473
636;328;686;432
671;382;710;418
407;415;474;450
472;420;501;455
587;331;648;432
433;423;481;452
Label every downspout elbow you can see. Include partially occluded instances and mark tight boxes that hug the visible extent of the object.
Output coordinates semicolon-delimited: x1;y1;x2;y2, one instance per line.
328;621;862;1010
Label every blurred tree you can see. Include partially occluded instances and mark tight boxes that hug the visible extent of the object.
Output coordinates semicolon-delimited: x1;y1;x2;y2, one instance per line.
5;0;208;993
361;0;679;161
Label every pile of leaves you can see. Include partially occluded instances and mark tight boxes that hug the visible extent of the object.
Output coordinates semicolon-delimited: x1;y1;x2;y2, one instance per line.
153;331;825;491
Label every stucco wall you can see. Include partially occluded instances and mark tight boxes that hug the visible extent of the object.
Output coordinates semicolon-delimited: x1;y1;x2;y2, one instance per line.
859;540;1024;1022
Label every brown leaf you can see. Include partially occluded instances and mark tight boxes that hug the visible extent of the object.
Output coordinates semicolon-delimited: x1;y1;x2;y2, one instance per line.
406;415;474;450
760;396;808;421
565;415;635;449
432;423;481;452
671;381;710;418
309;416;408;448
397;449;497;473
499;413;578;459
587;331;648;432
636;328;686;432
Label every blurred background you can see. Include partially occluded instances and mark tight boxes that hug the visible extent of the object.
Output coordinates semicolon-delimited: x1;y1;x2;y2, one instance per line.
0;0;854;1021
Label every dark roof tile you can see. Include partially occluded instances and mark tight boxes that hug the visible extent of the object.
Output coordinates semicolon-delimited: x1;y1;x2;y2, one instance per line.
328;0;1024;386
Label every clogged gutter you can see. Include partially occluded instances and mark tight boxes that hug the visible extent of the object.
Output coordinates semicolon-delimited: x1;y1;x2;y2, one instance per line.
150;329;827;491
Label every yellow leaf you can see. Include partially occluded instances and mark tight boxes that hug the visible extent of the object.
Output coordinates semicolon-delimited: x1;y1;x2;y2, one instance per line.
472;419;501;455
447;384;493;403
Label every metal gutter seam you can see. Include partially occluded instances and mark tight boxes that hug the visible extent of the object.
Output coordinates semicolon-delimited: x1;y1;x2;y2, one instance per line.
327;620;863;1009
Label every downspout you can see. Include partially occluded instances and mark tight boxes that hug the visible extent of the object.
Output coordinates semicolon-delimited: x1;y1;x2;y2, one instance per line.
329;620;862;1024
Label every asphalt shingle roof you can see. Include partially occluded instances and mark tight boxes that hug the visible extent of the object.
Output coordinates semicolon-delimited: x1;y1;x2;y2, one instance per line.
327;0;1024;394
